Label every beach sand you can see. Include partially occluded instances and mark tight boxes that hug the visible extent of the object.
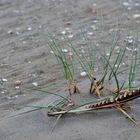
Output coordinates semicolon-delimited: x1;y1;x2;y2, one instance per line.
0;0;140;139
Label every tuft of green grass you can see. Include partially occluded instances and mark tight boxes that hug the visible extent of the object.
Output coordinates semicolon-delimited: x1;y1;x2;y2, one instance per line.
47;34;75;82
108;47;126;81
100;30;119;84
127;28;139;90
128;50;138;90
46;33;81;95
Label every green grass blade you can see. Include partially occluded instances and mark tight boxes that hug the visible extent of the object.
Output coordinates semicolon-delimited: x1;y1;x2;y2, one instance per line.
32;89;70;101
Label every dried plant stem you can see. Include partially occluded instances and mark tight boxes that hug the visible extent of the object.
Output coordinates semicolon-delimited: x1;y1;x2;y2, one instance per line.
116;106;137;125
68;80;81;95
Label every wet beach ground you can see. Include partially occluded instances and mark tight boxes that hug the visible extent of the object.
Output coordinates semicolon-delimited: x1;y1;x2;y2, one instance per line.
0;0;140;139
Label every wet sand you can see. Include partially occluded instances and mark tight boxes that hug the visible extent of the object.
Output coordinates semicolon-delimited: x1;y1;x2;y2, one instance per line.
0;0;140;139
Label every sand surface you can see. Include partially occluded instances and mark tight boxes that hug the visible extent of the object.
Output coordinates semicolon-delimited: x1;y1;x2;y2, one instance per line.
0;0;140;139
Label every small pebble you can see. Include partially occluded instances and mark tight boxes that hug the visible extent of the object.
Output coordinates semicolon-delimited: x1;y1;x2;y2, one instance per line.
32;82;38;87
8;30;13;34
109;28;114;32
62;49;68;53
87;32;93;36
91;25;96;31
15;86;20;89
22;41;26;44
121;62;126;66
64;21;72;26
133;14;140;19
27;27;32;31
2;78;8;82
116;50;120;54
61;30;66;35
15;80;22;86
28;61;32;64
65;28;70;31
92;3;97;6
68;51;73;60
68;34;73;38
50;50;54;54
93;20;98;23
115;46;120;50
126;47;138;52
126;36;134;44
13;10;20;13
14;95;18;98
123;2;129;6
1;91;5;94
80;71;87;77
81;49;85;53
106;53;110;56
135;3;140;6
16;31;20;35
38;25;42;29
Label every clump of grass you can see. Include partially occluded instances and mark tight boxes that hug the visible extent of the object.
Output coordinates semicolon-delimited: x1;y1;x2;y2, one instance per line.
128;40;138;90
9;90;74;118
47;34;80;95
98;31;120;88
70;30;120;97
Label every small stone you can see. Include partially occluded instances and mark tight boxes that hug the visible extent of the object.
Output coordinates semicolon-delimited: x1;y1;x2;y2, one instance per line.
106;53;110;56
65;28;70;31
135;3;140;6
115;46;120;50
92;3;97;6
32;82;38;87
2;78;8;82
62;49;68;53
28;61;32;64
81;49;85;53
126;36;134;44
133;14;140;19
16;31;20;35
126;47;138;52
1;91;5;94
22;41;26;44
15;80;22;86
27;27;32;31
122;62;126;66
15;86;20;89
123;2;129;6
8;30;13;35
38;25;42;29
94;68;98;72
87;32;93;36
50;50;54;54
61;30;66;35
68;51;73;60
116;50;120;54
127;7;132;10
80;71;87;77
68;34;73;38
91;25;96;31
14;95;18;98
109;28;114;32
13;10;20;13
93;20;98;23
128;39;133;43
64;21;72;26
127;16;133;20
